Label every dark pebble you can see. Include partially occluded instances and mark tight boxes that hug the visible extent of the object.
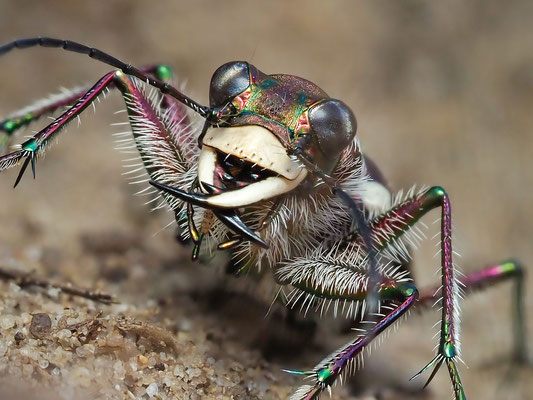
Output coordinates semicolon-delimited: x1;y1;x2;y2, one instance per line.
14;331;25;344
30;313;52;339
154;362;165;371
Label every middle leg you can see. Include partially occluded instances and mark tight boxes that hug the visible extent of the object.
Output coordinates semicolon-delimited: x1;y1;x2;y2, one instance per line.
280;280;419;400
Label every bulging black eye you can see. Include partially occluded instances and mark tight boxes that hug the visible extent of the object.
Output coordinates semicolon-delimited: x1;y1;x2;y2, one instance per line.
209;61;251;108
308;99;357;156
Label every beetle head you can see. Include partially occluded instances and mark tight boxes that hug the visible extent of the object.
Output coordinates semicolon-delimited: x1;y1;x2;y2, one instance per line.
211;62;356;172
198;62;357;206
152;62;357;247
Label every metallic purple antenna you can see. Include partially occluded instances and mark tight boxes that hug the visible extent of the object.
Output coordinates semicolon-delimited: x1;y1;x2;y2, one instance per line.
0;37;214;119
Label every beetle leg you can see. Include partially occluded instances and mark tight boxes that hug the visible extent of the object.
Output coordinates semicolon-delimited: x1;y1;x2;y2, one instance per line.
377;187;463;396
0;66;200;229
418;260;528;364
0;65;175;153
285;283;418;400
350;185;465;397
289;144;381;315
0;71;119;186
279;186;466;398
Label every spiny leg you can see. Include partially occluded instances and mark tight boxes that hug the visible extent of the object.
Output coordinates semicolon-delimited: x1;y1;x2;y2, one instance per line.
0;66;192;187
368;186;464;398
0;64;176;152
303;190;527;397
113;72;199;196
0;71;119;186
418;260;527;364
275;241;414;398
285;283;418;400
328;185;465;397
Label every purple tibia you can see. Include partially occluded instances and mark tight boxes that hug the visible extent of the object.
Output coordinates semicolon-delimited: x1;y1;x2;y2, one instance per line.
344;186;464;397
439;188;459;355
323;284;417;373
0;71;118;185
355;186;460;355
26;72;116;146
112;71;187;174
0;65;170;139
293;283;417;400
418;260;527;363
378;189;458;349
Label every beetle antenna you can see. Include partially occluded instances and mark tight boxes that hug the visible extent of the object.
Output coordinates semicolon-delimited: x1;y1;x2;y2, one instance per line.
291;146;381;312
0;37;214;120
333;187;380;312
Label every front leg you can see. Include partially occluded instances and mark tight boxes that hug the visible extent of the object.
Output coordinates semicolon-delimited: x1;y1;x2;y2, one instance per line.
0;65;175;153
279;274;418;400
0;71;120;186
0;68;199;232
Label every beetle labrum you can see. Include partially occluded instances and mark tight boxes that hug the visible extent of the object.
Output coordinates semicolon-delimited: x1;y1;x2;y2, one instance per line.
0;38;527;400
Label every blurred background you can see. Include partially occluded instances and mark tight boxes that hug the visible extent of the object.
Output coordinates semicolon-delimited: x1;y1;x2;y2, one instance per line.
0;1;532;399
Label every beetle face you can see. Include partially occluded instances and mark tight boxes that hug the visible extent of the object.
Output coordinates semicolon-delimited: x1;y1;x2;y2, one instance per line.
196;62;357;208
151;62;358;247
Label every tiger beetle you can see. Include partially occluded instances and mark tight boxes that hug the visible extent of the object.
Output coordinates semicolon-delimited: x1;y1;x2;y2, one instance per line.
0;37;528;400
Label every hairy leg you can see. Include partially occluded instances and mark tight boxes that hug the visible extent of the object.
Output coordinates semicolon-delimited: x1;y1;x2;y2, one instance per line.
286;283;418;400
0;65;177;153
418;260;527;363
0;66;195;186
279;186;466;399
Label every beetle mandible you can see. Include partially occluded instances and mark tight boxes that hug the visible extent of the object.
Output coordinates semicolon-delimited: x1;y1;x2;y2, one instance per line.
0;37;527;400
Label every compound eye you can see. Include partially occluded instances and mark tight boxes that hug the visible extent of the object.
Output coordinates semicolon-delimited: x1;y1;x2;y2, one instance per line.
209;61;251;108
308;99;357;156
